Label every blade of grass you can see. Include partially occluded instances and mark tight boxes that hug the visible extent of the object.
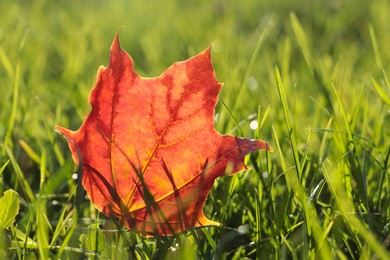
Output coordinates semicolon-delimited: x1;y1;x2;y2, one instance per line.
331;83;371;222
383;69;390;88
36;151;51;260
201;228;217;251
13;227;37;247
119;229;148;259
2;60;20;155
218;173;239;225
6;147;35;202
50;206;74;248
376;144;389;211
55;213;78;258
2;30;27;156
275;66;332;258
322;163;390;259
232;20;271;110
275;67;302;180
369;24;383;69
36;199;50;259
22;217;34;257
0;46;14;80
290;12;334;114
371;76;390;106
39;150;46;193
0;160;10;176
252;106;276;259
289;13;313;73
19;140;40;165
220;98;243;136
54;106;66;165
350;84;365;133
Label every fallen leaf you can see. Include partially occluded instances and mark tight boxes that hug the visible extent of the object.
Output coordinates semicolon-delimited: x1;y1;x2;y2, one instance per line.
56;34;272;235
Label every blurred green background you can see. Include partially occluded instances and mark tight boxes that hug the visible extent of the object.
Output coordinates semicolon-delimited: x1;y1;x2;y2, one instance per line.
1;0;389;258
1;0;389;137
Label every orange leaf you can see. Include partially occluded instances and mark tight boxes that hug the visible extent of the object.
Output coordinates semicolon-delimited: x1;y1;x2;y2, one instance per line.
56;34;272;236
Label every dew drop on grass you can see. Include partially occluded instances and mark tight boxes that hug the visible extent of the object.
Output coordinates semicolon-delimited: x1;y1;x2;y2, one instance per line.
250;120;258;130
214;113;219;123
384;222;390;233
169;243;179;252
238;224;249;234
72;173;78;180
246;76;258;90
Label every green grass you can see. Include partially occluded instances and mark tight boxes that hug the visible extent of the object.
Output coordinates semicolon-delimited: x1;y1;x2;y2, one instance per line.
1;0;390;258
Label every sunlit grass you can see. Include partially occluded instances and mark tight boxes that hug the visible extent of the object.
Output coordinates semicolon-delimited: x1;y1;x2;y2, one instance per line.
1;0;389;258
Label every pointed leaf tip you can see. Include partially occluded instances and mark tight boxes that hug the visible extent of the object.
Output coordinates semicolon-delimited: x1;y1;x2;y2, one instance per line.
113;33;120;48
108;33;134;72
55;125;80;166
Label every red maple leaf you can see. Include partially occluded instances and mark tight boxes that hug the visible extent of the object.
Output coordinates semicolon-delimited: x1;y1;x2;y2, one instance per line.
56;34;272;236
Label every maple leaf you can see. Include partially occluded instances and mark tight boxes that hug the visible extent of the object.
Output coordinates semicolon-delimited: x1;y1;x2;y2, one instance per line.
56;34;272;236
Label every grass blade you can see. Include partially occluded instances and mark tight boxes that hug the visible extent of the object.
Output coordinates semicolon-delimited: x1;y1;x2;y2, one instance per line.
331;83;370;219
275;66;332;258
290;12;334;114
6;147;35;202
371;76;390;106
369;24;383;69
275;67;302;179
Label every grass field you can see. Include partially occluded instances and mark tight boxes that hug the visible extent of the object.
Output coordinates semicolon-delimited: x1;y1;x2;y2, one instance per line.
1;0;390;259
